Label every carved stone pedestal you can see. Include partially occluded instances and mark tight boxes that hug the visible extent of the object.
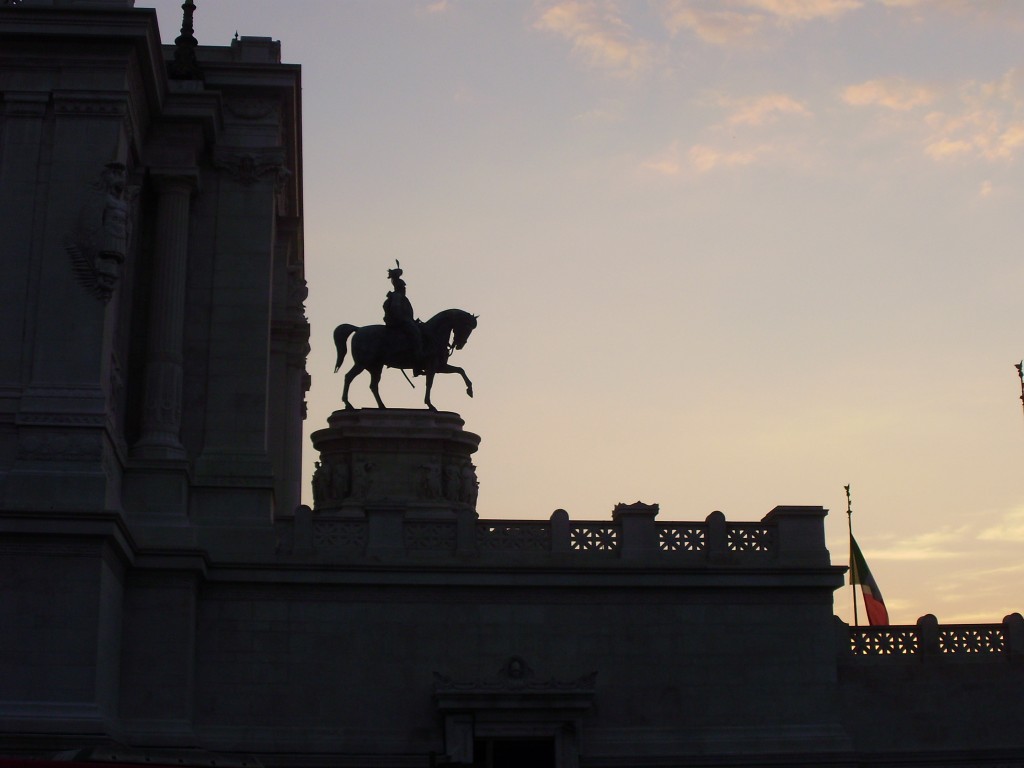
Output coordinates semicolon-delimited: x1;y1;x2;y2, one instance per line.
310;409;480;516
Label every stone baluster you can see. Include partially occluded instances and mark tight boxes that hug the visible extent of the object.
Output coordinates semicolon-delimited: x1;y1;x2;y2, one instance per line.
134;170;197;459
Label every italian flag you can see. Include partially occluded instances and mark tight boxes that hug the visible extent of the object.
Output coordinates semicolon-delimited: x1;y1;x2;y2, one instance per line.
850;535;889;626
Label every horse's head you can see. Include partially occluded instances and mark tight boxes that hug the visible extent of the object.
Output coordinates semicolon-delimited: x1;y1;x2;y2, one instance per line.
451;313;478;351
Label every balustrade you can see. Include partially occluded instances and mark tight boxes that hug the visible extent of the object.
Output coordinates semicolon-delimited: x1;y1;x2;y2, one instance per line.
845;614;1024;660
293;507;808;563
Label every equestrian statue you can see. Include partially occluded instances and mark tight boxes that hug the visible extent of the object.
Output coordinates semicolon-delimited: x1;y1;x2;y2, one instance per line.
334;261;478;411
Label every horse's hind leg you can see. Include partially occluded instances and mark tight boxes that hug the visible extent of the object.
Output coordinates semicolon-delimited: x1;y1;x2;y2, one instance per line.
424;372;437;412
369;367;386;409
342;364;364;410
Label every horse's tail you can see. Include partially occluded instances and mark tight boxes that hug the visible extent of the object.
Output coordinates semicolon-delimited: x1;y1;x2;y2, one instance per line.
333;324;358;372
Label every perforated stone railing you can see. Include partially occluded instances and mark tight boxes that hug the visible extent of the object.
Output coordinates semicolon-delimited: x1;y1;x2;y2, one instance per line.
405;521;457;554
843;613;1024;661
570;523;620;552
477;521;551;552
657;523;706;552
312;520;368;553
290;504;827;564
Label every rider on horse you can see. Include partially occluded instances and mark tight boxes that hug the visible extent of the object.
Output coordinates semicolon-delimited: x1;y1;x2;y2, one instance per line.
383;260;425;373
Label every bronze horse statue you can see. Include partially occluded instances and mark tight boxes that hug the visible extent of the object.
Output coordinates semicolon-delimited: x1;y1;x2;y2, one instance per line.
334;308;477;411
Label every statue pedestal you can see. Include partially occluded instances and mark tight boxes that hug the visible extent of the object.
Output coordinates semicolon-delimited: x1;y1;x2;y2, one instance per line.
310;409;480;517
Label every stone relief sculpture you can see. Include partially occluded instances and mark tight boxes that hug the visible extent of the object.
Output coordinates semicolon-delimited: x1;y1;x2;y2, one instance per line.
312;459;352;509
66;162;136;303
443;464;461;502
330;461;350;502
312;460;328;509
460;464;479;506
419;463;442;500
333;262;477;411
353;461;375;499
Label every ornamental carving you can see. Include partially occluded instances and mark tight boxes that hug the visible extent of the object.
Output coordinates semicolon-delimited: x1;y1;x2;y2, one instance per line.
65;163;138;303
225;97;279;121
312;459;351;509
433;657;597;693
433;460;479;506
418;461;442;500
214;148;290;187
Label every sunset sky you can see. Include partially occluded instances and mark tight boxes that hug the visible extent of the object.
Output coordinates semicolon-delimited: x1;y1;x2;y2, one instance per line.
143;0;1024;626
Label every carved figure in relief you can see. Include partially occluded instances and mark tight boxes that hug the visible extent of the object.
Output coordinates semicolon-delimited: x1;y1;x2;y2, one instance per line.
330;461;350;502
333;262;477;411
312;460;329;508
419;463;442;500
460;464;479;506
353;461;375;499
443;464;461;502
66;163;136;303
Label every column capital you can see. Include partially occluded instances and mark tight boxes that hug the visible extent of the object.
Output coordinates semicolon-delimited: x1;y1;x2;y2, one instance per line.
149;167;200;195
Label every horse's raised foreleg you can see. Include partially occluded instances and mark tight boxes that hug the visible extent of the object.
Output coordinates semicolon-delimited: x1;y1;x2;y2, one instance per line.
369;366;386;409
424;371;437;412
342;364;365;410
435;363;473;399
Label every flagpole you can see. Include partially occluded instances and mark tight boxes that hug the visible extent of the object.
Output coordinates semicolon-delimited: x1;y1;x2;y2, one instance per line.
845;484;859;627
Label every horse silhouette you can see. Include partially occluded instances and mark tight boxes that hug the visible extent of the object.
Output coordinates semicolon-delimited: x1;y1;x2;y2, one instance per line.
334;308;477;411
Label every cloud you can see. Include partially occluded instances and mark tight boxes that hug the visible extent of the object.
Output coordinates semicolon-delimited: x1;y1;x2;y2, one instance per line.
978;507;1024;542
842;69;1024;163
863;525;971;561
661;5;765;46
922;70;1024;161
842;77;937;111
877;0;1024;28
535;1;652;77
744;0;863;22
639;140;765;177
725;93;812;125
661;0;861;47
923;137;973;158
689;143;760;172
641;140;683;176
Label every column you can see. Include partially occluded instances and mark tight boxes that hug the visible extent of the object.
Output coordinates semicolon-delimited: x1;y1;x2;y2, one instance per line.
133;171;198;459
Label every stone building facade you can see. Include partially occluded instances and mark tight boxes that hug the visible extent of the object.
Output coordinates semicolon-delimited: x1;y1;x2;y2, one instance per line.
1;4;1022;768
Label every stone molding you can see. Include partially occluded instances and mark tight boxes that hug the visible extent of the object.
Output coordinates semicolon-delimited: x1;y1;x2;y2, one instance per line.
224;97;280;122
2;91;49;117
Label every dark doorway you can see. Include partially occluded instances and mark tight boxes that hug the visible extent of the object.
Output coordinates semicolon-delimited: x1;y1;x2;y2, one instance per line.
472;738;556;768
